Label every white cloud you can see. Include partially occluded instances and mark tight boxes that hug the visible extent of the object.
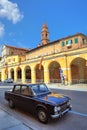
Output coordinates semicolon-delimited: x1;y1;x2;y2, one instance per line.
0;23;4;37
0;0;23;24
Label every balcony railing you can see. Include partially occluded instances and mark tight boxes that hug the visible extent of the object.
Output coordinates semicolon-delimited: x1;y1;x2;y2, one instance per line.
72;79;87;84
50;79;61;83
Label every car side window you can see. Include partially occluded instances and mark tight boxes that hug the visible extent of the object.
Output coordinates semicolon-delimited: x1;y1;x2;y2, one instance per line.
14;85;21;94
21;86;29;95
21;86;33;96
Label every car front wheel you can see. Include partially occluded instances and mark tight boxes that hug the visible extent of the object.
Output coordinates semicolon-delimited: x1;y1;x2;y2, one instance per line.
9;100;15;108
37;109;48;123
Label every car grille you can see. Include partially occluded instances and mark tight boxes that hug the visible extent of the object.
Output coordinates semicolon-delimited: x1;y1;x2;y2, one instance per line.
60;103;68;111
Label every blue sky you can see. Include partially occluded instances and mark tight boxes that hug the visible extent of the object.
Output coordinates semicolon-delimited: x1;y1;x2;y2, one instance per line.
0;0;87;51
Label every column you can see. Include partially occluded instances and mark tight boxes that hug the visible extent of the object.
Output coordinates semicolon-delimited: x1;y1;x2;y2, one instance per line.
8;69;11;78
44;69;50;83
67;68;72;84
1;69;6;81
22;67;25;83
31;69;36;83
14;68;17;83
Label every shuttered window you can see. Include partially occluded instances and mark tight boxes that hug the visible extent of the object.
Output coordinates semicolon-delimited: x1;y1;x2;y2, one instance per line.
62;41;65;47
66;41;68;45
74;38;78;43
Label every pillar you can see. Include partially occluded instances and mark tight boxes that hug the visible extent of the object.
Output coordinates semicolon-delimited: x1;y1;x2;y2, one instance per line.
44;69;50;83
67;68;72;84
22;67;25;83
31;66;36;83
8;69;11;78
1;69;6;81
14;68;17;82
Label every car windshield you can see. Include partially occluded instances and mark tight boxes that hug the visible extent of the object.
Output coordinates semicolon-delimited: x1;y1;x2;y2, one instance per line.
31;84;50;95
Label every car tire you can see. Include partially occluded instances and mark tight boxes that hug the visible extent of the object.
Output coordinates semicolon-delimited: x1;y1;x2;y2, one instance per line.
9;100;15;108
37;108;48;123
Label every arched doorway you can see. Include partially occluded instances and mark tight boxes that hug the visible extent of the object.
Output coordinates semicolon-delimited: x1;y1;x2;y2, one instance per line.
71;58;87;84
17;67;22;82
36;64;44;83
49;61;61;83
10;68;14;80
25;66;31;83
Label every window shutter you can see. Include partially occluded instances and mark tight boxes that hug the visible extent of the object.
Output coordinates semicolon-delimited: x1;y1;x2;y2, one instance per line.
74;38;78;43
66;41;68;45
62;41;65;47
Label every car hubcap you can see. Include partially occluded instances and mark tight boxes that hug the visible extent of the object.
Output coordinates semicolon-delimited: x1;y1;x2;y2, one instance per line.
39;111;46;121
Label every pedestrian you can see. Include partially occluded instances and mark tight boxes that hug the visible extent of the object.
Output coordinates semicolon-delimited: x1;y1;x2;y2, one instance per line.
61;75;65;85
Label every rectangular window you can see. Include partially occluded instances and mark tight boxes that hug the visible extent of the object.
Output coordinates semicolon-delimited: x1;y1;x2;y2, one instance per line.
68;40;73;44
82;38;85;44
66;41;68;45
66;40;72;45
62;41;65;47
74;38;78;43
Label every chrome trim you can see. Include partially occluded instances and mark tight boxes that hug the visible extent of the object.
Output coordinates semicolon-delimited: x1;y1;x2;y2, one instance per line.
51;107;71;119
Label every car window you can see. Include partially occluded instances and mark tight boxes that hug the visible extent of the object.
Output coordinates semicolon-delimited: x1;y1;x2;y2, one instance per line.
39;84;49;92
21;86;29;95
14;85;21;94
21;85;33;96
32;84;49;95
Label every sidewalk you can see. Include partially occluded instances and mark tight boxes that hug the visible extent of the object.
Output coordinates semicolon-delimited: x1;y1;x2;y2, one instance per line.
47;83;87;92
0;106;32;130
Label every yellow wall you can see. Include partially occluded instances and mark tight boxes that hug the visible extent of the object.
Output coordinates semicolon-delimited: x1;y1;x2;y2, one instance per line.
0;34;87;84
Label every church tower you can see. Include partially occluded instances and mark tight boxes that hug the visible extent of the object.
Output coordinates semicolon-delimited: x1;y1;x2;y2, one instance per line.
41;23;49;45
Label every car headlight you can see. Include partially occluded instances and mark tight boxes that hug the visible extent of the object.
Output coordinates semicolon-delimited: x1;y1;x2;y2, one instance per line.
57;106;61;111
67;101;70;105
54;106;61;112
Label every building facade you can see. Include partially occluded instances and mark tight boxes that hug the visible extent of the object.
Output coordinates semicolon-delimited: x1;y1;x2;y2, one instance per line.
0;23;87;84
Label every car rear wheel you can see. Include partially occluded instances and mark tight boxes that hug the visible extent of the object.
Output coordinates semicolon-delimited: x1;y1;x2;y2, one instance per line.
9;100;15;108
37;109;48;123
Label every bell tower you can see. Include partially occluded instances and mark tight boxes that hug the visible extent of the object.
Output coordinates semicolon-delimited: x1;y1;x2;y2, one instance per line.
41;23;49;45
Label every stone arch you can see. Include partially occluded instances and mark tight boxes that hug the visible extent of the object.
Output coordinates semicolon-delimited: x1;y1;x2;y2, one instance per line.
25;66;31;83
48;61;61;83
10;68;14;80
35;64;44;83
70;57;87;84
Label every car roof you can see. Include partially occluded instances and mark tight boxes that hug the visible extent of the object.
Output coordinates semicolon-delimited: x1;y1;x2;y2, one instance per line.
14;83;45;87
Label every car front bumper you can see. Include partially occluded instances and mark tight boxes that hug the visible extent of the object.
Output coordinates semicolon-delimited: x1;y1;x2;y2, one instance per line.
51;105;72;119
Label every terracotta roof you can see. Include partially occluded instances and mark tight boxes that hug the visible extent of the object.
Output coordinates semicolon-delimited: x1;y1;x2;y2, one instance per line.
4;44;30;51
26;33;87;53
58;33;86;41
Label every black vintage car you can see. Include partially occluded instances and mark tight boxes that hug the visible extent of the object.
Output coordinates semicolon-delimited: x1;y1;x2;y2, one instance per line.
5;83;72;123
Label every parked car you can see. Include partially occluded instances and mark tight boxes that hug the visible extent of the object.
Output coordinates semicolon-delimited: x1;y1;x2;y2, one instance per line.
5;83;72;123
4;78;13;83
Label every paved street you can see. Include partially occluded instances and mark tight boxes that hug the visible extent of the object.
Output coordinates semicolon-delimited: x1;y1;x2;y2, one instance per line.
0;107;30;130
0;83;87;130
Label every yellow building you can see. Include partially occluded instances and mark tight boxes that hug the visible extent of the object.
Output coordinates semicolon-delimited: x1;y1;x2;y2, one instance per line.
0;23;87;85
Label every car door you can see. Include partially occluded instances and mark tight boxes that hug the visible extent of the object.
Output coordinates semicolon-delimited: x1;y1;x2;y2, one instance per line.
12;85;22;107
20;85;36;113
